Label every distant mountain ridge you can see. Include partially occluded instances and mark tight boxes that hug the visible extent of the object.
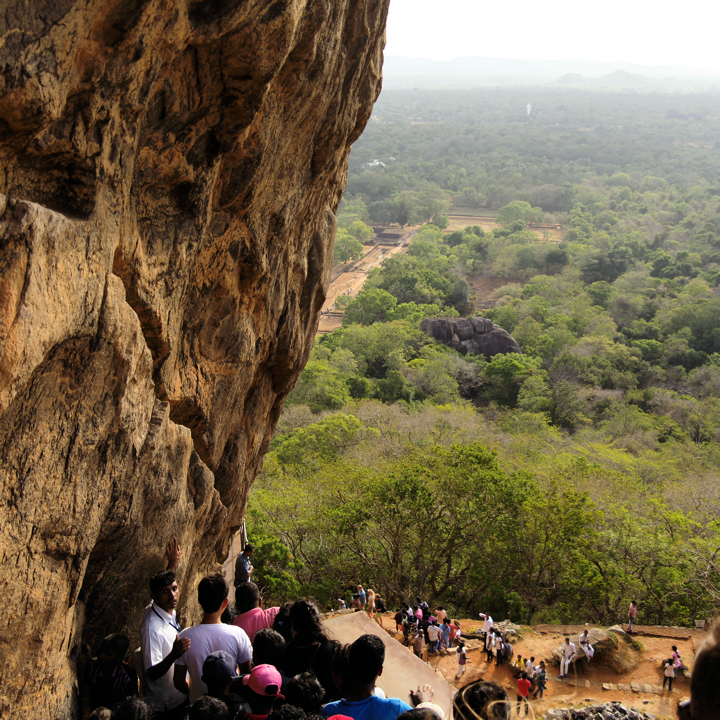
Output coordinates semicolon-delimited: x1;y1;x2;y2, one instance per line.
383;56;720;90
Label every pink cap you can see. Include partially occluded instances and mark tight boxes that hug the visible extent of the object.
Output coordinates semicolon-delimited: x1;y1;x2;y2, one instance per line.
242;664;284;698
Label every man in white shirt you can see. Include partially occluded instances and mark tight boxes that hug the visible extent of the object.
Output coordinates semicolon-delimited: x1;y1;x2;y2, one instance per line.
139;542;191;719
174;573;252;704
560;637;576;679
481;613;493;636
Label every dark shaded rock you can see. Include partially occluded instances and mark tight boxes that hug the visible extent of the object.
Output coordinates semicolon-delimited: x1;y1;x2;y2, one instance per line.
419;316;521;359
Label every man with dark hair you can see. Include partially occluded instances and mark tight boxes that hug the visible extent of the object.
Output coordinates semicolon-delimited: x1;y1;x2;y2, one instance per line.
452;679;509;720
87;633;138;712
285;670;325;713
321;634;413;720
139;569;191;719
234;544;255;588
253;628;287;671
174;574;252;704
232;581;280;643
188;696;228;720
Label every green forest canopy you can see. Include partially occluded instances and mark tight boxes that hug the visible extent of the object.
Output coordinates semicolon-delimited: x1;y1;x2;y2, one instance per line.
247;87;720;626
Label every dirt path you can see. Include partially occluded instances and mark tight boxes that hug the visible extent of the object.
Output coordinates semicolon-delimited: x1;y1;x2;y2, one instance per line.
317;231;418;335
377;617;701;720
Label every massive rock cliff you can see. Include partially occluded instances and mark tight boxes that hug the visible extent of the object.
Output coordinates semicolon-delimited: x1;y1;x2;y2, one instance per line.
0;1;389;716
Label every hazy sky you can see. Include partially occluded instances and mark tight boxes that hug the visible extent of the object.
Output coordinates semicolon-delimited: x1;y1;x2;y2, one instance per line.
384;0;720;72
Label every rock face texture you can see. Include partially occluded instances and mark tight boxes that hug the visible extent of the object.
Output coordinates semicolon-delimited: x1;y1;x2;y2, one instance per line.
420;317;522;358
0;1;389;716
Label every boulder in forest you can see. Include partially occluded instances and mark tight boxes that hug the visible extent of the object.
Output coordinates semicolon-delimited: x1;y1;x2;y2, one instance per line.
419;316;522;358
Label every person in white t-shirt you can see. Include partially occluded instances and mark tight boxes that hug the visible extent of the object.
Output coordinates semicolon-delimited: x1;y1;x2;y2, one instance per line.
481;613;493;636
173;574;252;704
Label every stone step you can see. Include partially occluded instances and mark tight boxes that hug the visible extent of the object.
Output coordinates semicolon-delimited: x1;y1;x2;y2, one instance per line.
602;681;669;695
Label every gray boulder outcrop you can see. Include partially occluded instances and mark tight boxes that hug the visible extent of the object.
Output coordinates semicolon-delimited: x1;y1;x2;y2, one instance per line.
419;316;521;358
542;702;656;720
0;1;389;717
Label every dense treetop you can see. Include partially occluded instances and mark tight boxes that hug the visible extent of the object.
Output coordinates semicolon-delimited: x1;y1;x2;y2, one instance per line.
247;87;720;626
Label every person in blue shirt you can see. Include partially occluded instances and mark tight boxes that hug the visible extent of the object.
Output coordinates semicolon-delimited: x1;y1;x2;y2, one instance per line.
321;634;412;720
439;619;451;653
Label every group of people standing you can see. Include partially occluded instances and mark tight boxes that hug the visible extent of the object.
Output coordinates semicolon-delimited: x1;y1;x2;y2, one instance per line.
392;600;462;658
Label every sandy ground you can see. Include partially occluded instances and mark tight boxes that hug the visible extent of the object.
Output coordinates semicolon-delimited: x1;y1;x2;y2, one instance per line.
317;233;417;335
376;616;703;720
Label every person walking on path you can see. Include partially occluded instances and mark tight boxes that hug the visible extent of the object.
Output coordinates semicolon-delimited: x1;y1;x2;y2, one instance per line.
533;662;547;699
628;601;637;633
516;672;531;715
485;628;495;662
456;642;467;679
494;631;504;668
234;544;254;588
427;622;440;655
663;658;675;691
440;618;451;654
672;645;683;678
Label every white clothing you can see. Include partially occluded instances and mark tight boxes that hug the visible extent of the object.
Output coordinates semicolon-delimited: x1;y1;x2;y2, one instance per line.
524;660;535;677
176;623;252;704
482;615;494;634
580;635;594;660
139;602;187;711
560;642;576;676
427;625;441;642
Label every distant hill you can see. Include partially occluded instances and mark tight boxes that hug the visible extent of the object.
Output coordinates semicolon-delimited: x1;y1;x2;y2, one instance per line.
556;69;662;90
382;56;720;91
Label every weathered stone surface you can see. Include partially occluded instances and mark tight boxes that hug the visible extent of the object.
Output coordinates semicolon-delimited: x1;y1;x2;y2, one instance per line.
419;316;521;358
540;703;658;720
552;628;611;663
0;1;389;717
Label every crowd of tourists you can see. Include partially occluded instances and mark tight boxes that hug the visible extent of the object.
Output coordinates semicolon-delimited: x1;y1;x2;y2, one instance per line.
84;541;445;720
84;539;719;720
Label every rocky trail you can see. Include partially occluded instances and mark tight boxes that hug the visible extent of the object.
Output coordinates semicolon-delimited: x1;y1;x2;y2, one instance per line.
377;616;705;720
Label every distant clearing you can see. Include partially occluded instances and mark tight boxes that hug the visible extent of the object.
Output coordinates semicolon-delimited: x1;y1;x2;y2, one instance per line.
445;214;497;232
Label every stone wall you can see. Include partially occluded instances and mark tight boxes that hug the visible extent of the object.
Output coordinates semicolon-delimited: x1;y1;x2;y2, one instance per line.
0;1;389;716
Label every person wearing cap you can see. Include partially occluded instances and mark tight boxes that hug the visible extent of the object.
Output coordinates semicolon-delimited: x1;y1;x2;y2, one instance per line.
174;574;252;704
321;634;412;720
202;650;244;718
235;544;255;588
239;664;285;720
